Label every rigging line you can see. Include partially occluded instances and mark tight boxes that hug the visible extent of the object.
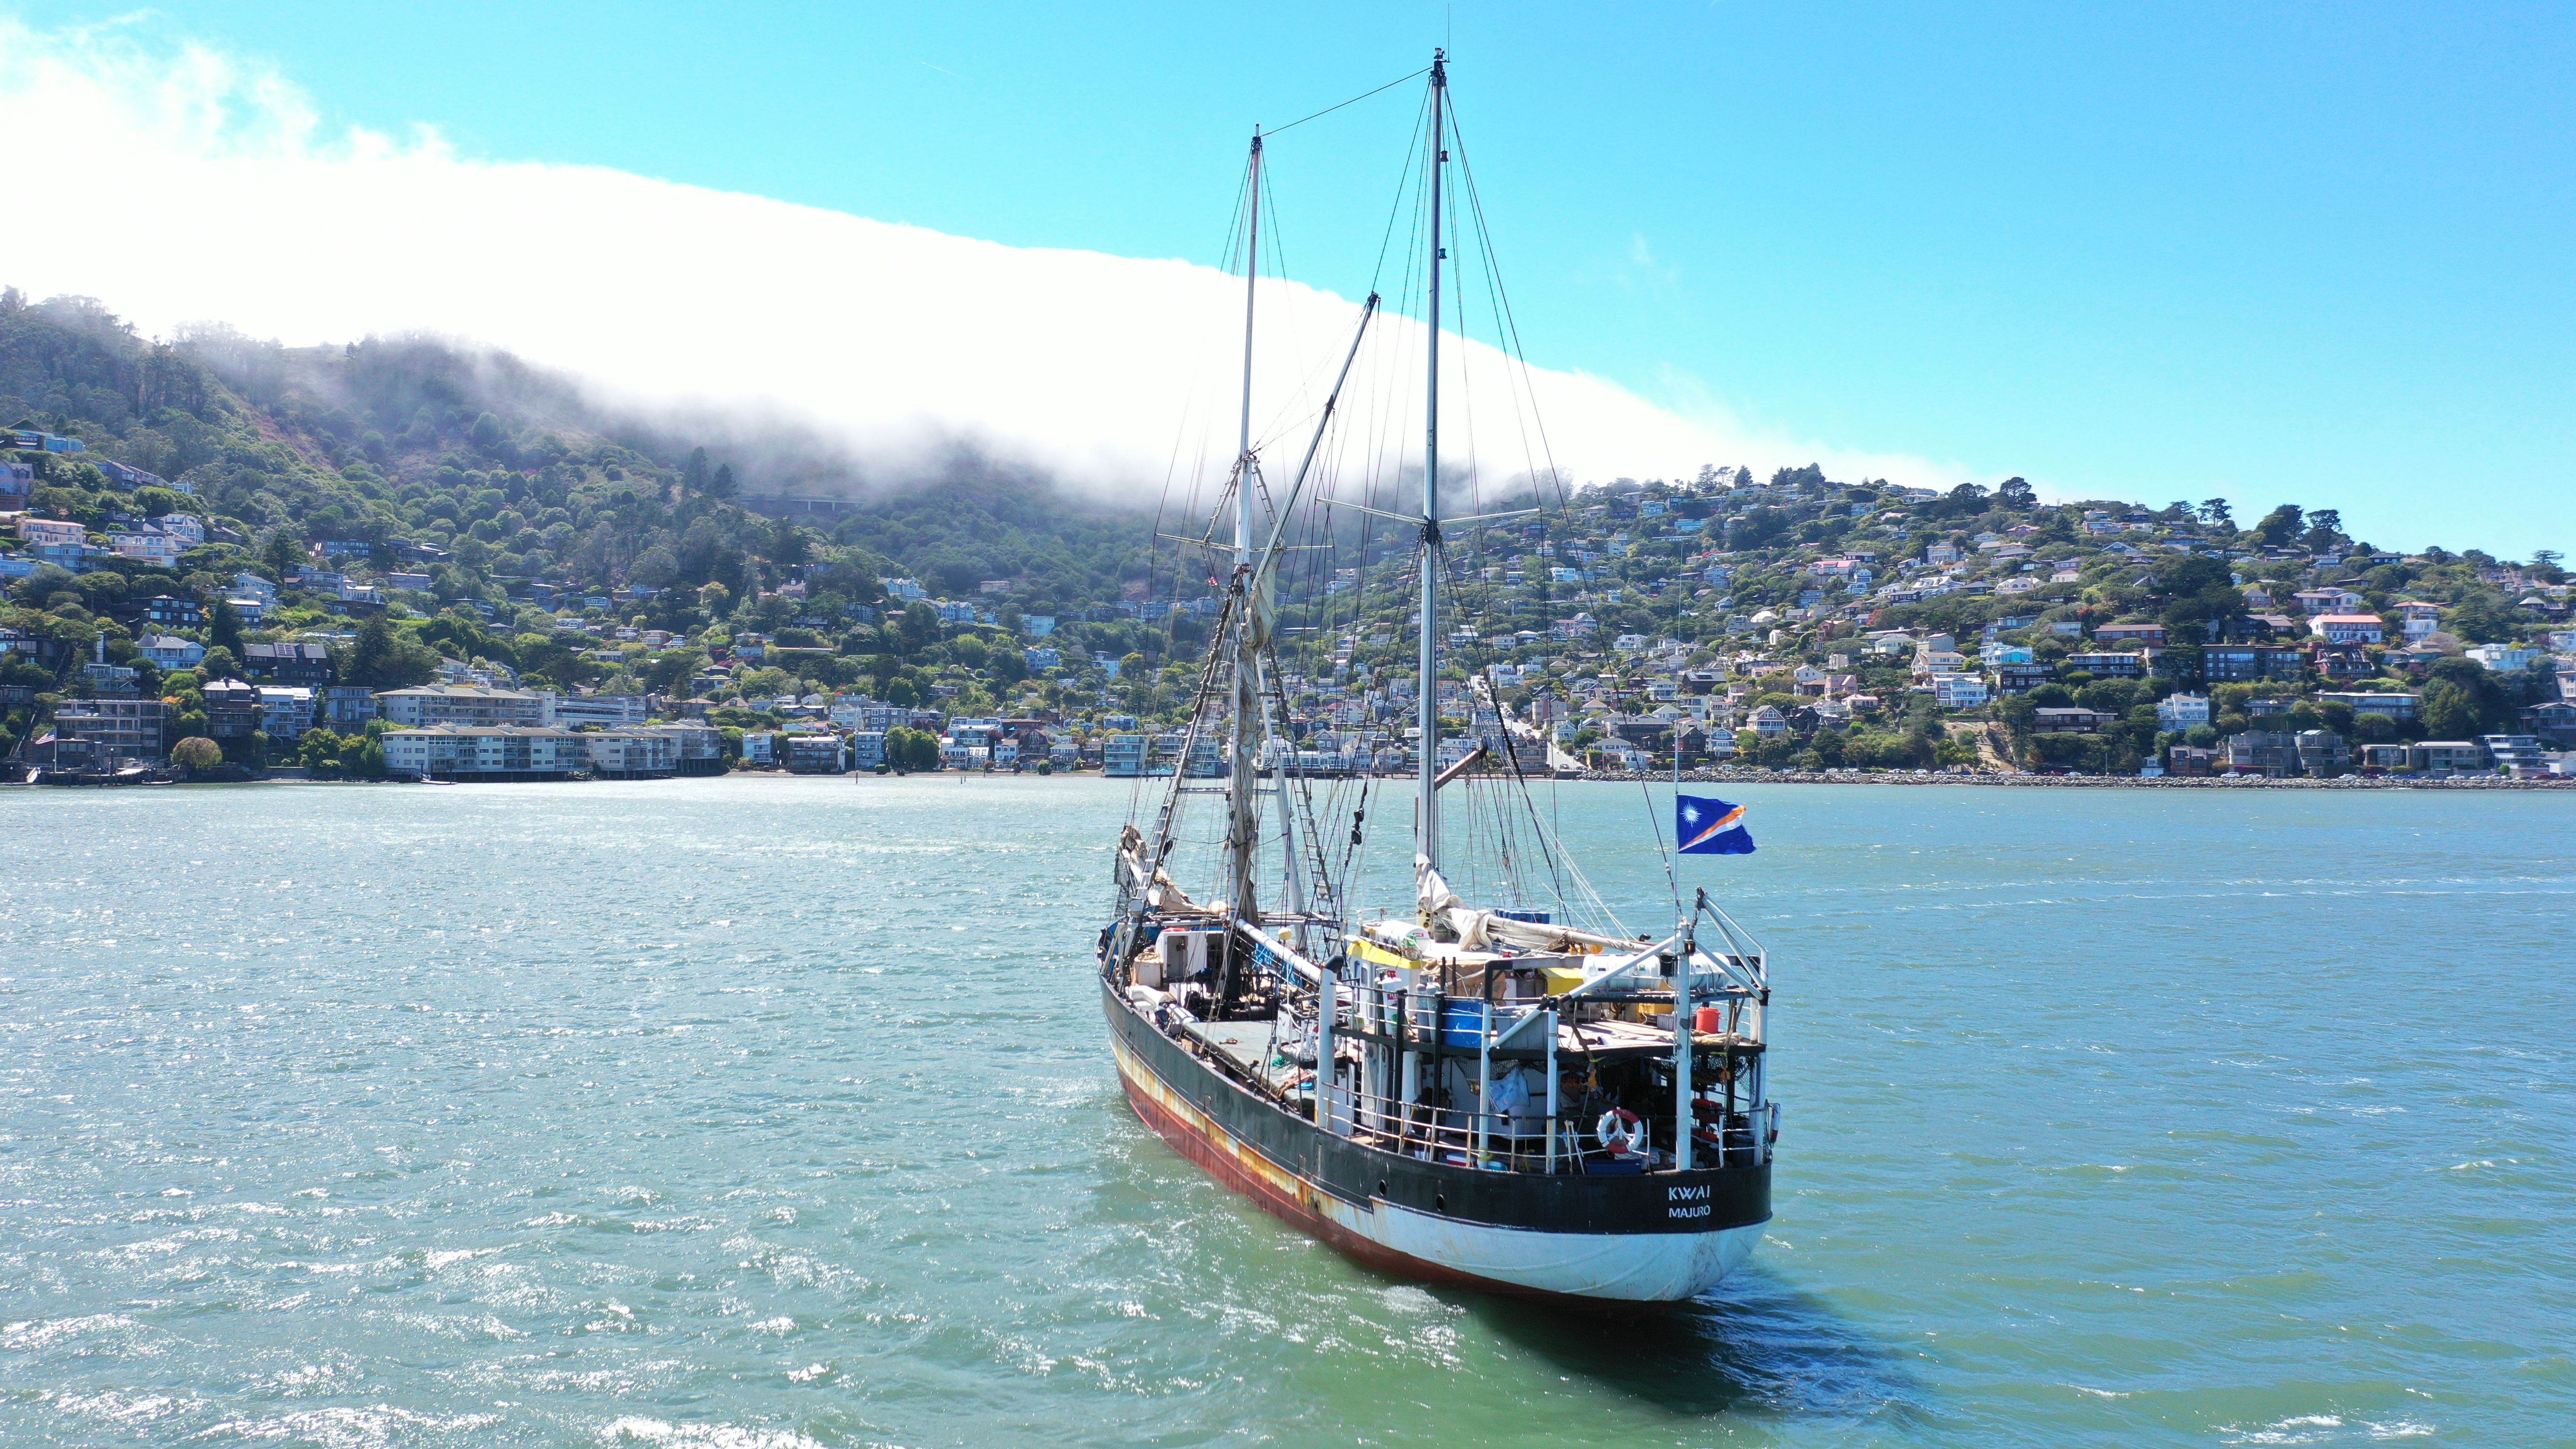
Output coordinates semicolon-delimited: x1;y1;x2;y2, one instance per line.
1257;156;1289;313
1445;109;1570;511
1638;774;1685;928
1481;675;1573;908
1265;64;1432;139
1368;89;1435;295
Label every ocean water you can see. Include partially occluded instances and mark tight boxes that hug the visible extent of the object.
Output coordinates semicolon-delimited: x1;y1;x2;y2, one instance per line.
0;776;2568;1448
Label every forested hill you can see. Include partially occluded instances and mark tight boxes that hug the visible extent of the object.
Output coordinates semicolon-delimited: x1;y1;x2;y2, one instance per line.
3;287;2567;778
0;290;1151;613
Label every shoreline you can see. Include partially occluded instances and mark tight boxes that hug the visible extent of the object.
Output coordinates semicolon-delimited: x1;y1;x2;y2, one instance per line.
11;769;2568;792
1556;769;2574;789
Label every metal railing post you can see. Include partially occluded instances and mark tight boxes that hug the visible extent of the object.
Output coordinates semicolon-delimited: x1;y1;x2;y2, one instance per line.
1544;1007;1558;1173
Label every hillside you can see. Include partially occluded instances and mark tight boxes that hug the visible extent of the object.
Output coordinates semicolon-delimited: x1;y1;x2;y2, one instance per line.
2;289;2568;776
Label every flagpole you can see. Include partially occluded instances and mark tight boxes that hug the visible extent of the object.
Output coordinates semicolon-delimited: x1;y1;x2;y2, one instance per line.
1672;723;1694;1172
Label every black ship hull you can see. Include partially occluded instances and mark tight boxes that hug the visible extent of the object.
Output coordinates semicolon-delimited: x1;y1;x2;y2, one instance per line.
1102;979;1770;1304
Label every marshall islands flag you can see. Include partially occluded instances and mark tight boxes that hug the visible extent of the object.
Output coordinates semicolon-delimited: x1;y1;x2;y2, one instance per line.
1676;795;1756;855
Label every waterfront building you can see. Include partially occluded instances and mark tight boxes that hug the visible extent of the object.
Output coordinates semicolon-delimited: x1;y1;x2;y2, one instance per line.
2408;741;2490;775
638;722;728;774
2224;730;2302;777
381;724;594;780
584;730;680;779
786;735;847;773
375;684;548;727
201;679;261;741
2294;729;2352;777
257;686;315;740
2480;734;2552;778
1103;732;1148;776
847;731;887;770
50;697;169;764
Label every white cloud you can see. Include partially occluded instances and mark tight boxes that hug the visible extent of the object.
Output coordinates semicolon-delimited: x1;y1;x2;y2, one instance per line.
0;20;1964;503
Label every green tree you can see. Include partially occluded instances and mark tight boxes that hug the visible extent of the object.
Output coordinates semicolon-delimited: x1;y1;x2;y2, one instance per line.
347;722;389;779
171;735;223;773
2419;680;2480;740
208;598;244;659
261;531;305;581
885;724;941;771
342;616;438;689
768;517;813;567
2253;505;2305;548
900;601;940;654
297;727;347;770
2425;656;2511;732
708;463;737;499
2442;593;2512;644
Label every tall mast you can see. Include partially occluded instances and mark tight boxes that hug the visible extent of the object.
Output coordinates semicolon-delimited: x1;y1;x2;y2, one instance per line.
1416;51;1448;875
1226;128;1264;924
1236;129;1262;567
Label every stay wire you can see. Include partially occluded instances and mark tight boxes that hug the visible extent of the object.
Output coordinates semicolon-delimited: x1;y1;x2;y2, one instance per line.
1265;65;1432;140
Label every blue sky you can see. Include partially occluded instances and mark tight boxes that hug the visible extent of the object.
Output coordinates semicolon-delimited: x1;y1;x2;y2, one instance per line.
13;2;2573;556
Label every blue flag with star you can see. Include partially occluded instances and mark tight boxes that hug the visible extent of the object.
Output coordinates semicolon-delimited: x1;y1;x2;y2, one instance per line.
1676;795;1755;855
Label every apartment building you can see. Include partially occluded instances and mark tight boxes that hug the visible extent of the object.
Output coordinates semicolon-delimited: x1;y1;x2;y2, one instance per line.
375;685;548;728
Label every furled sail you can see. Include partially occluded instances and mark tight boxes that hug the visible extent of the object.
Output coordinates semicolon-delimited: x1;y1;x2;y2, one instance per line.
1414;854;1639;953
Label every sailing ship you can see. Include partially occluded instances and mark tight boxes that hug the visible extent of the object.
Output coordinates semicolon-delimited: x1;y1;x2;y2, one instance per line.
1095;53;1777;1305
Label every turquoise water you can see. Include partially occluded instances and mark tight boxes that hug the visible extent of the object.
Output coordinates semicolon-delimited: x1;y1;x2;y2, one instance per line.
1;777;2569;1447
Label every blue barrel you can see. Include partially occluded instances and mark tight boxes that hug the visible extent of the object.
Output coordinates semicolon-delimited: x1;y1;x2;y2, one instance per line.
1439;998;1489;1046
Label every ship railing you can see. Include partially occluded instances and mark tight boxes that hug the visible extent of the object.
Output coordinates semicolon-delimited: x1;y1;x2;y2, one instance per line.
1333;1083;1778;1175
1339;1090;1531;1170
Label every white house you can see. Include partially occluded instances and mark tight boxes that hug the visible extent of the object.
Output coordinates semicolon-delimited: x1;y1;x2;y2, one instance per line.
2310;613;2385;644
2466;643;2540;673
2157;693;2212;730
108;527;180;567
138;634;205;671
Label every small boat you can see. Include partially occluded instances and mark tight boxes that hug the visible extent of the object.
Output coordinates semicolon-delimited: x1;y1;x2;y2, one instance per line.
1096;54;1777;1307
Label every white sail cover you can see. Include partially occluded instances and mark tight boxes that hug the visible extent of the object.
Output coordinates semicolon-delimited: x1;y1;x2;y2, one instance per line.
1414;854;1637;953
